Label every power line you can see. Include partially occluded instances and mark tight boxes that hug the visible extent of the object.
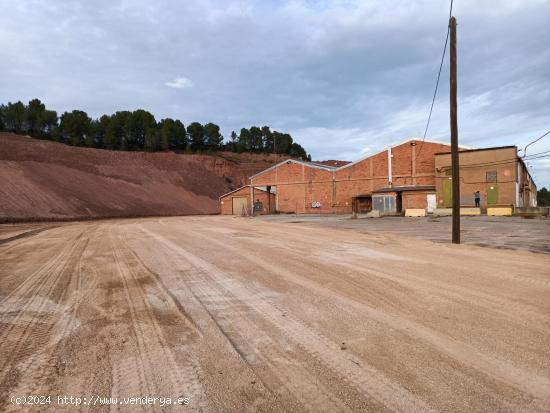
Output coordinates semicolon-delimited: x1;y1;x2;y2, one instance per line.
524;153;550;161
520;128;550;157
435;148;550;169
415;0;454;161
525;149;550;157
436;152;550;170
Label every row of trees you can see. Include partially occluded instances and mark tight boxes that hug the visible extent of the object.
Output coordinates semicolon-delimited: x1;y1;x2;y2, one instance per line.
227;127;308;159
538;188;550;206
0;99;310;159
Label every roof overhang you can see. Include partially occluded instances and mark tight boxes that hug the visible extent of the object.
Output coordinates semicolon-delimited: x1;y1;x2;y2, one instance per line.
434;145;516;155
373;185;436;194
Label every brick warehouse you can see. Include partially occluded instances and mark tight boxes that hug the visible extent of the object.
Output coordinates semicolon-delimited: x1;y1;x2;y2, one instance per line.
238;139;537;215
247;139;453;215
435;146;537;209
220;185;276;215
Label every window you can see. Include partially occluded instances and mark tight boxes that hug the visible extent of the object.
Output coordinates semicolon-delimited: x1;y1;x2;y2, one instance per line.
486;171;497;183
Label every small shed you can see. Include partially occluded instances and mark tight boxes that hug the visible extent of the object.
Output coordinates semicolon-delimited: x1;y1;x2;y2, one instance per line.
219;185;276;215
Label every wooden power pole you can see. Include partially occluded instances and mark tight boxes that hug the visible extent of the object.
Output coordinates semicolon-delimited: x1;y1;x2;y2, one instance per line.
449;16;460;244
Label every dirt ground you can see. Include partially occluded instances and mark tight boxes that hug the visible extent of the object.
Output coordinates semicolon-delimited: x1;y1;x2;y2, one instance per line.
1;216;549;412
258;214;550;254
0;132;287;221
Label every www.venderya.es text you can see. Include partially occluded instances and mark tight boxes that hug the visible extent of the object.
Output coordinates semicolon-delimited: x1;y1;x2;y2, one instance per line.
10;395;190;407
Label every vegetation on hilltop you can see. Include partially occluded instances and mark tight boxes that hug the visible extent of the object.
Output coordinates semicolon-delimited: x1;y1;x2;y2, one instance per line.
0;99;311;160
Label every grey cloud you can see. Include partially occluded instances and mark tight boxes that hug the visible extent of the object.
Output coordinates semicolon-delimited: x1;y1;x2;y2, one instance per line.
1;0;549;186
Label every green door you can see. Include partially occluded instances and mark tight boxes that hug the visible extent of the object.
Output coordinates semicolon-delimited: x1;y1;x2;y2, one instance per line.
487;184;498;204
443;178;452;207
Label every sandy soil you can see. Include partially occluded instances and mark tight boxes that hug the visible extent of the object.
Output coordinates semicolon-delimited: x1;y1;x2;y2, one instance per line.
0;216;549;412
0;133;285;221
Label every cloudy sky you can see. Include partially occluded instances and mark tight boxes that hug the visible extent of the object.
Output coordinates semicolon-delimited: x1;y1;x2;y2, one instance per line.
1;0;549;186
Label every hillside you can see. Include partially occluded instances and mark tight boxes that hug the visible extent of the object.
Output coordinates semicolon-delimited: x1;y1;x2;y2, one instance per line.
0;133;286;221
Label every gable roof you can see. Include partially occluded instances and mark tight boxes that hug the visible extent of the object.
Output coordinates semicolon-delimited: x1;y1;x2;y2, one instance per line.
219;185;273;199
248;139;475;180
336;138;472;171
248;158;337;180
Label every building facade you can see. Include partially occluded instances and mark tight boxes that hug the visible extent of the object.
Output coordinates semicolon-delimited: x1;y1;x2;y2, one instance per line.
223;140;537;216
220;185;276;215
434;146;537;209
248;140;452;215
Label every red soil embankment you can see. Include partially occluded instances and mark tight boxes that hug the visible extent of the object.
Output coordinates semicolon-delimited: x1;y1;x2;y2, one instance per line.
0;133;284;221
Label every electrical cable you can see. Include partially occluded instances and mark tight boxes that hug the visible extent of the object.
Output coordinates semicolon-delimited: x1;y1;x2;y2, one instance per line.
438;153;550;170
435;149;550;170
520;129;550;157
415;0;454;161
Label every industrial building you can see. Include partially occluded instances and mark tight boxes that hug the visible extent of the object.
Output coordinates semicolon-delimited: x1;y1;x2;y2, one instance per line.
434;146;537;209
247;139;451;215
220;185;276;215
221;139;537;216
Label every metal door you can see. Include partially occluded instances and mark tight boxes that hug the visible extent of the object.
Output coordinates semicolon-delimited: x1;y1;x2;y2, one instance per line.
487;185;498;204
442;178;452;207
232;196;248;215
427;194;436;213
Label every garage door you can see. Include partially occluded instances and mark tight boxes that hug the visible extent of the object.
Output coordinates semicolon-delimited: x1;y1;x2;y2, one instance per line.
232;196;248;215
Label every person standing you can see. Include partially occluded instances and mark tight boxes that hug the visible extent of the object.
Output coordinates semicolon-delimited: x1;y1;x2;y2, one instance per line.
474;191;481;207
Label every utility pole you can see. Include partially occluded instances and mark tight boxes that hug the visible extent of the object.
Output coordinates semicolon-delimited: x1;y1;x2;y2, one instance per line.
449;16;460;244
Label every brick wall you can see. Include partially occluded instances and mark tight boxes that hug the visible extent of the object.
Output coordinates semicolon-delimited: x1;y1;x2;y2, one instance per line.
434;147;520;208
332;140;450;212
250;140;452;214
220;186;276;215
402;191;434;209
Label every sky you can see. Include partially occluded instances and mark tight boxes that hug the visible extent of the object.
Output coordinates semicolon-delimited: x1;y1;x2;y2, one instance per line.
1;0;549;187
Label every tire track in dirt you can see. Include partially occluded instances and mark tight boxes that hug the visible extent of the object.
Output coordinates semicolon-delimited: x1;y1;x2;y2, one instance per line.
108;228;162;403
182;226;550;407
3;227;104;410
117;231;205;394
0;226;84;306
123;225;292;411
171;262;354;412
236;231;550;331
320;255;550;331
0;225;61;256
135;225;370;411
228;227;550;330
0;227;92;380
140;225;434;413
108;227;206;410
118;236;203;338
234;220;550;290
209;223;550;355
0;226;57;246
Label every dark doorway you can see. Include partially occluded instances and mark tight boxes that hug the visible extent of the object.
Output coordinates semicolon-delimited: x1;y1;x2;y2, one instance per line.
396;192;403;213
353;196;372;213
